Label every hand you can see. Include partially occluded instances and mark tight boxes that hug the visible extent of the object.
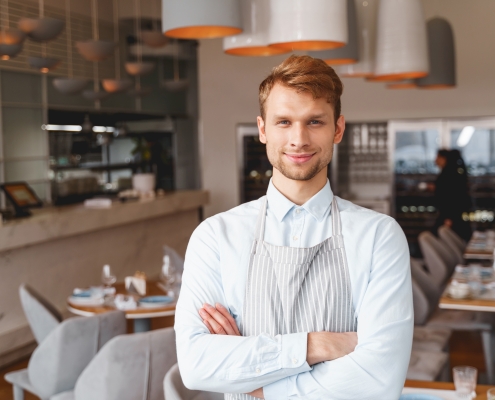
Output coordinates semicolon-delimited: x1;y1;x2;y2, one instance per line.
307;332;358;365
198;303;240;336
246;388;264;399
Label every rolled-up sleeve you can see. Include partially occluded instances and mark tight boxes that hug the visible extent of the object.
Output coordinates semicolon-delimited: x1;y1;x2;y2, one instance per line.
175;219;312;394
263;218;413;400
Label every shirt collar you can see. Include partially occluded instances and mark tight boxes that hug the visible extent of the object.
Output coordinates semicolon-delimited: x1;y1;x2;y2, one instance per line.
266;179;334;222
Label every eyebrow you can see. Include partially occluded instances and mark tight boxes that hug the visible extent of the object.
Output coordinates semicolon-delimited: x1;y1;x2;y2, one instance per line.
271;114;329;120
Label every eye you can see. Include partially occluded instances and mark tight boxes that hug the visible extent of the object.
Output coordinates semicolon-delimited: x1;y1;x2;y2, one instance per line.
276;120;290;125
309;120;323;125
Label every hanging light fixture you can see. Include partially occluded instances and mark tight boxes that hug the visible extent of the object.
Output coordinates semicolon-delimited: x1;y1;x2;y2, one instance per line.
28;56;60;73
416;17;456;89
18;0;64;42
161;40;189;92
0;0;25;57
338;0;378;77
387;79;418;89
102;0;132;93
141;0;169;48
310;0;358;65
53;0;89;94
162;0;242;39
371;0;428;81
223;0;288;56
76;0;115;61
268;0;347;51
125;0;155;76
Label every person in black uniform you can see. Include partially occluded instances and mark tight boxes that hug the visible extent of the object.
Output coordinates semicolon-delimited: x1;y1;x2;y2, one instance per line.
433;149;472;242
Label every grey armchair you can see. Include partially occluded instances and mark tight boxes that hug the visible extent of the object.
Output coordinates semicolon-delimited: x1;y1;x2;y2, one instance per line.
4;310;126;400
164;363;223;400
418;231;453;285
52;327;177;400
438;225;466;263
19;283;63;344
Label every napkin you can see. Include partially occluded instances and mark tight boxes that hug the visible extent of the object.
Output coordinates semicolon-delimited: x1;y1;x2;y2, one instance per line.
125;276;146;296
114;294;137;310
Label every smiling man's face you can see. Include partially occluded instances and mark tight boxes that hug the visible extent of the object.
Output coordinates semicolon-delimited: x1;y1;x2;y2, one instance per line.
258;83;345;182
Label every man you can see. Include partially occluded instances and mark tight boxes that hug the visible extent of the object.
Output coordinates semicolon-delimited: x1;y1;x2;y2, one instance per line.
175;55;413;399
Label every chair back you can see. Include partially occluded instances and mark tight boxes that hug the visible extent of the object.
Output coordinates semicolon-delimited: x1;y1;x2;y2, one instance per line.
19;284;63;344
74;327;177;400
410;257;443;311
418;231;452;284
412;278;431;325
164;363;224;400
438;225;466;261
27;311;126;399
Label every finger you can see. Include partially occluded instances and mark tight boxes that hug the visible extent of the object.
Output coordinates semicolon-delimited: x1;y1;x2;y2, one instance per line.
203;303;237;335
203;319;215;334
215;303;241;335
199;307;228;335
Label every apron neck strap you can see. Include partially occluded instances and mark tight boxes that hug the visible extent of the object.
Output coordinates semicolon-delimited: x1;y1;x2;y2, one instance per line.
331;197;342;236
255;196;268;242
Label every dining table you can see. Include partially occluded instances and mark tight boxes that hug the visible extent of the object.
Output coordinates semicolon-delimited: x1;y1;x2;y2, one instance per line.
464;231;495;261
67;280;176;332
404;379;494;399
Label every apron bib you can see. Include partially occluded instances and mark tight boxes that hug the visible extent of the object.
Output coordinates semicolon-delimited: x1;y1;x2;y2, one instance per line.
226;197;357;400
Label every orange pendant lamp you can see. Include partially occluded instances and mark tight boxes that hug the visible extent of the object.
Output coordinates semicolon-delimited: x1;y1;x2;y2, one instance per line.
162;0;242;39
268;0;347;51
223;0;289;56
371;0;428;81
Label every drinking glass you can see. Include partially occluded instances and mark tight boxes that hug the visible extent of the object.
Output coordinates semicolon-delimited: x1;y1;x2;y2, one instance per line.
487;388;495;400
160;254;177;298
453;366;477;399
101;264;117;287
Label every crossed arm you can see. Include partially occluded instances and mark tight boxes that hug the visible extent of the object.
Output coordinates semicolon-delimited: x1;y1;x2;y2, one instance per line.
199;302;358;398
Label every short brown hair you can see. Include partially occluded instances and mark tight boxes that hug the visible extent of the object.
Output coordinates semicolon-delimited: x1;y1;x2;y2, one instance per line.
259;55;343;122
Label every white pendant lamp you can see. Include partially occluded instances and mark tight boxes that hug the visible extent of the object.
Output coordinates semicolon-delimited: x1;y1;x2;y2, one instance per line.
416;17;456;89
162;0;242;39
338;0;379;78
223;0;288;57
102;0;132;93
76;0;115;62
269;0;347;51
141;0;169;48
372;0;428;81
310;0;358;65
53;0;89;94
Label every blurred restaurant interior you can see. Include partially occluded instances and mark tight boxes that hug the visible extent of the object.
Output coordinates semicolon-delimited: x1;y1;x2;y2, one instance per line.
1;0;495;399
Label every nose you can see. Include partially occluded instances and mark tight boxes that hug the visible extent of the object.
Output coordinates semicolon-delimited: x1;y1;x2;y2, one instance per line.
289;123;310;149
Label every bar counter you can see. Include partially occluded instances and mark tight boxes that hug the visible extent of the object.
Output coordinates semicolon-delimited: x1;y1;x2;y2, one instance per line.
0;190;208;367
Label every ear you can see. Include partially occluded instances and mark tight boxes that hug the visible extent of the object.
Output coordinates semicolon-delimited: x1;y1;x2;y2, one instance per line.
257;116;267;144
333;115;345;144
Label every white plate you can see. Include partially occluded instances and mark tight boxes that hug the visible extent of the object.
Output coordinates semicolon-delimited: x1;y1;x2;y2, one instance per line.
68;296;104;306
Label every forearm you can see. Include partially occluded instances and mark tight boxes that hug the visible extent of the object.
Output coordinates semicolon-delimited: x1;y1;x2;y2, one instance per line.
176;310;311;393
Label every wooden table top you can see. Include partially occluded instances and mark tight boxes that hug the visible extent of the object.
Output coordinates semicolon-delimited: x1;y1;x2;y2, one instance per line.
405;379;494;399
440;294;495;312
67;281;176;319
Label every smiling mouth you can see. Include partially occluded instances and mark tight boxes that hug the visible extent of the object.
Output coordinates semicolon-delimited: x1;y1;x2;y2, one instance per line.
285;153;315;164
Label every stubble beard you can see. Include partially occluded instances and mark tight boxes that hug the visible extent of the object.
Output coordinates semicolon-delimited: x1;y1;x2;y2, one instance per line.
267;144;334;181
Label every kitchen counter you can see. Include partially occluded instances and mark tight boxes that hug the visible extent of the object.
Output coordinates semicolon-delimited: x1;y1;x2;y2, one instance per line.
0;190;209;253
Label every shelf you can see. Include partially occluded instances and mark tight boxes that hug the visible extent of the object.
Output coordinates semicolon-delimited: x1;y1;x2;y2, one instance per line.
51;162;146;172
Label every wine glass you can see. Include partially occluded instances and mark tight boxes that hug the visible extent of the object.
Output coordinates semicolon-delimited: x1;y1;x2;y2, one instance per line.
160;255;177;297
101;264;116;288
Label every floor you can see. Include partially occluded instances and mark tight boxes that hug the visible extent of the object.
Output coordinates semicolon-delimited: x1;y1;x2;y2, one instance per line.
0;330;486;400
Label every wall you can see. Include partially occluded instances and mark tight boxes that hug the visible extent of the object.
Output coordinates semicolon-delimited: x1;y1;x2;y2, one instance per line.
198;0;495;218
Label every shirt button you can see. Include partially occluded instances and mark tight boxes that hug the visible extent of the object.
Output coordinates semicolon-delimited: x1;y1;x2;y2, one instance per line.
296;209;301;214
256;368;261;374
292;358;298;364
293;236;298;241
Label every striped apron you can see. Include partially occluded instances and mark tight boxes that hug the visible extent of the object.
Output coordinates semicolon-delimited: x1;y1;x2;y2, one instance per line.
225;196;357;400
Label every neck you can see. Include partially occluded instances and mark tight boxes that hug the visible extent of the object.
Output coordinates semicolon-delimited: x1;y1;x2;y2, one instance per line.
271;167;328;205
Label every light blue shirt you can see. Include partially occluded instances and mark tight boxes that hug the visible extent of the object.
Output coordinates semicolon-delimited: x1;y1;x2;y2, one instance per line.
175;180;413;399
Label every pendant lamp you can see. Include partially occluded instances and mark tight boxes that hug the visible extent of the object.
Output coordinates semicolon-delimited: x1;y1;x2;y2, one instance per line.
310;0;358;65
53;0;89;94
269;0;347;51
416;17;456;89
387;79;417;89
161;40;188;92
141;0;169;48
102;0;132;93
125;0;155;76
28;56;60;73
0;0;25;48
76;0;115;61
0;43;22;60
162;0;242;39
371;0;428;81
338;0;379;77
223;0;288;57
